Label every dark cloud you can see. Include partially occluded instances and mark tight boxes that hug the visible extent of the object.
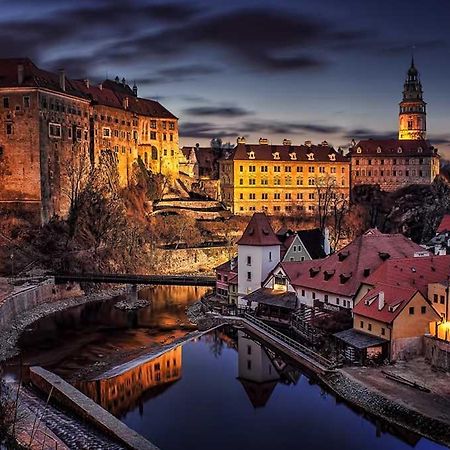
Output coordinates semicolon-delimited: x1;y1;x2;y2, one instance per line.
344;128;395;141
179;122;237;140
179;119;345;141
183;106;252;118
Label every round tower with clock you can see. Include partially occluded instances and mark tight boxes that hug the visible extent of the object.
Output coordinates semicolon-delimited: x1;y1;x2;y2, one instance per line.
398;58;427;140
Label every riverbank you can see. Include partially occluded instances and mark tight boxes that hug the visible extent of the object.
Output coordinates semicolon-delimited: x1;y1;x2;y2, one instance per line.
321;368;450;447
0;286;129;363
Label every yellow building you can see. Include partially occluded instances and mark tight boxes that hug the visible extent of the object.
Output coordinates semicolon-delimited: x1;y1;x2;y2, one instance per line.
219;138;350;215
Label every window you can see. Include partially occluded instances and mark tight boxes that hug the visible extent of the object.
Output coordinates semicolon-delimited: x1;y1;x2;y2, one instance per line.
247;256;252;267
297;193;303;200
247;360;252;370
285;166;291;172
247;271;252;281
3;97;9;108
381;327;385;336
261;165;268;172
269;251;272;261
49;123;62;138
262;193;268;200
440;295;445;304
162;121;167;130
368;323;372;331
312;292;316;300
240;165;244;172
150;131;157;140
247;345;252;355
102;127;111;138
274;166;281;172
297;166;303;172
301;290;305;296
360;321;364;329
169;122;175;130
324;294;328;303
6;124;12;135
23;96;30;108
308;193;315;200
308;166;315;173
409;307;415;315
421;306;426;314
285;193;291;200
274;193;280;200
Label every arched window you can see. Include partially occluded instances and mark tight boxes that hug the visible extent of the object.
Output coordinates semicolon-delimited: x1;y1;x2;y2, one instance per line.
152;146;158;160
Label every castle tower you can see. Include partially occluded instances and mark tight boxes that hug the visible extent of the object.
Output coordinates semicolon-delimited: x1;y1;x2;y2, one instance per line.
398;57;426;140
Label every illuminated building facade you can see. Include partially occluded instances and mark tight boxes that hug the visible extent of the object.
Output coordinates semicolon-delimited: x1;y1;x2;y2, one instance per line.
219;138;350;215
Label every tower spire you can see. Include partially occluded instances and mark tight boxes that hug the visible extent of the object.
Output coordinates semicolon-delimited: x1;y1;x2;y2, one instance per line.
398;56;426;140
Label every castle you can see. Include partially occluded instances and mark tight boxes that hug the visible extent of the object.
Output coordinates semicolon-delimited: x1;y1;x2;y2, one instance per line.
0;58;180;223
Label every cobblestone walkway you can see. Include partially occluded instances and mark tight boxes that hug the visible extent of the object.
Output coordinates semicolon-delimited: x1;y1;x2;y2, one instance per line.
21;387;126;450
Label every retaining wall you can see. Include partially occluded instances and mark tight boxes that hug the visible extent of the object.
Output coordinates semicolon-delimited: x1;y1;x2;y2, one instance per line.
0;279;83;327
424;335;450;372
30;366;159;450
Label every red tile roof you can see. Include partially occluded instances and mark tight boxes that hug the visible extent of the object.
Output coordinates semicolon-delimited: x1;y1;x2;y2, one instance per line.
0;58;176;118
224;143;348;163
437;215;450;234
350;139;436;157
364;254;450;297
353;283;421;324
237;213;281;246
0;58;89;100
279;229;423;298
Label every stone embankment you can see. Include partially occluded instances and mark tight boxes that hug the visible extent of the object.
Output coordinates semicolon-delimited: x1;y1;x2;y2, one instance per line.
321;370;450;447
0;284;128;362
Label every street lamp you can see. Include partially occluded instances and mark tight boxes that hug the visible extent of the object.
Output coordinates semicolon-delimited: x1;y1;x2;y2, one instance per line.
10;252;14;278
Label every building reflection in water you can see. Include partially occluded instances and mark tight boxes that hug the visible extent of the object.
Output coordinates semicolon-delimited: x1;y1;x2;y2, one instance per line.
236;330;300;408
76;345;182;418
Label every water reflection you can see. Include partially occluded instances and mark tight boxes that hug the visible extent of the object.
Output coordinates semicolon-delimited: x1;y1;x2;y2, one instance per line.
77;346;182;418
3;285;207;381
237;330;300;408
79;328;443;450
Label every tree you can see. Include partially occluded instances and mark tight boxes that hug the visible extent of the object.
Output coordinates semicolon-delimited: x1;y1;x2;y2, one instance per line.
315;175;349;250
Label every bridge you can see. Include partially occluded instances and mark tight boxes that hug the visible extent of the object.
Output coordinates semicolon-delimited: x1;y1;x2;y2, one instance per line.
54;273;216;287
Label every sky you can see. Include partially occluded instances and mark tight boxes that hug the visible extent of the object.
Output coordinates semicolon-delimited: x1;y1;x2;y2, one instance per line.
1;0;450;155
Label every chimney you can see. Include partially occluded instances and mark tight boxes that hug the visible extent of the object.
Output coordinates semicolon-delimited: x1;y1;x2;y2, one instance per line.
305;140;312;147
122;77;126;86
59;69;66;92
351;139;356;147
259;137;269;145
321;140;329;146
123;97;129;110
282;139;292;146
17;64;24;85
83;79;90;89
132;83;138;97
237;136;246;144
98;83;103;91
378;291;385;310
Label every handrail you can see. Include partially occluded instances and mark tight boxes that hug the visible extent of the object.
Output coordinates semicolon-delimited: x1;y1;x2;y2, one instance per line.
243;313;333;369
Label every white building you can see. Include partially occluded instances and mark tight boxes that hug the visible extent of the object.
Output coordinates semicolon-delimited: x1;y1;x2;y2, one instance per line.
237;213;281;308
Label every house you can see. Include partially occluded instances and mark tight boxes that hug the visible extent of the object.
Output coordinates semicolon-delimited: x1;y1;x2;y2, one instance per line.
336;283;440;362
263;229;424;313
215;257;238;305
424;214;450;255
237;213;281;308
277;228;330;262
354;254;450;343
214;213;329;307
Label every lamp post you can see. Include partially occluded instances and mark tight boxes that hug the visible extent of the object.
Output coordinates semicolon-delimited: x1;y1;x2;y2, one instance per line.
10;252;14;278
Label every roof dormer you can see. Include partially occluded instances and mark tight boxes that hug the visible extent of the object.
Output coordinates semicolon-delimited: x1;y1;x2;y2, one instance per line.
289;152;297;160
328;153;336;161
248;150;255;159
356;147;362;154
273;151;280;160
307;152;315;161
397;147;403;153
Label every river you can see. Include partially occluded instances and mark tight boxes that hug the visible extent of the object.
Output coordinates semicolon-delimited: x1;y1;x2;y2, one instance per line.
2;285;447;450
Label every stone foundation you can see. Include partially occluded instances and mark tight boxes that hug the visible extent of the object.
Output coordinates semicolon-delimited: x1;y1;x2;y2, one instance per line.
424;335;450;372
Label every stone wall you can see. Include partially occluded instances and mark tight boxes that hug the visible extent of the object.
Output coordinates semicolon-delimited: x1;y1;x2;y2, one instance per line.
391;336;424;361
424;335;450;372
30;366;159;450
151;246;231;275
0;279;83;327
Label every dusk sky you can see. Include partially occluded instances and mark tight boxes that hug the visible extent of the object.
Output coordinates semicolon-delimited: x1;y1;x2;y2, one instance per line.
1;0;450;154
